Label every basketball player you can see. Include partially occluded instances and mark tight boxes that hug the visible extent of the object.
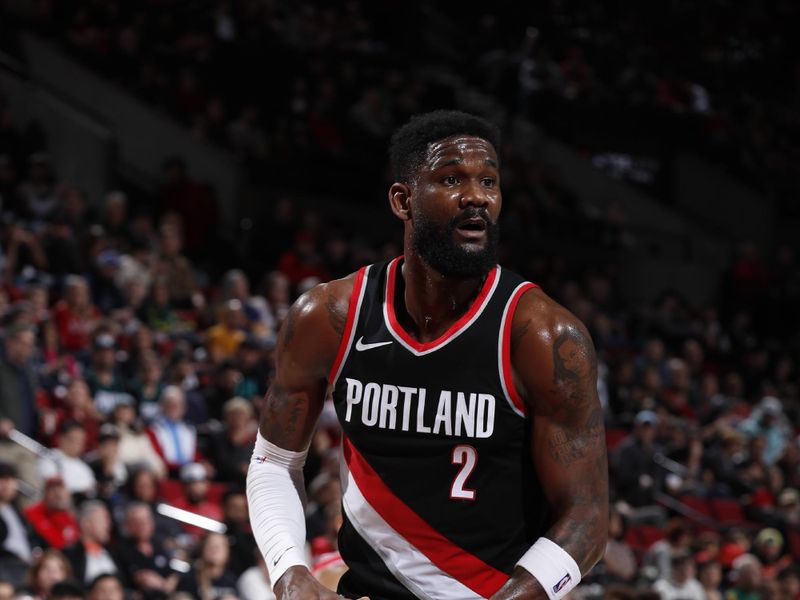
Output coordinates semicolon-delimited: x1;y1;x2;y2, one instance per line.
247;110;608;600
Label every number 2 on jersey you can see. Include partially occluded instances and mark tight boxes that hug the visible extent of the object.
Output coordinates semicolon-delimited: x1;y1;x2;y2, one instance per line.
450;445;477;501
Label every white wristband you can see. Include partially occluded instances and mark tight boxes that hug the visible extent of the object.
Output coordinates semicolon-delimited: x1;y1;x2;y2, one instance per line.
515;537;581;600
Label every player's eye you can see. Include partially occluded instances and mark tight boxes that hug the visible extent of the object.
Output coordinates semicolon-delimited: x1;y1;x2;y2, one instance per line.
481;177;496;187
443;175;459;186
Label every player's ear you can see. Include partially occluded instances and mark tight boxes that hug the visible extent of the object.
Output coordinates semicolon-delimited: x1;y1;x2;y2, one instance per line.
388;183;412;221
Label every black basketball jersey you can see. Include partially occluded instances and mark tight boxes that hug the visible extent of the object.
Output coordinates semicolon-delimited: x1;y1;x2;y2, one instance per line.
330;258;548;600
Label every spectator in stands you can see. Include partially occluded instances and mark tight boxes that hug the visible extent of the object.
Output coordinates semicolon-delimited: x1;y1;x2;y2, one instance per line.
237;552;273;600
120;468;180;543
139;277;187;334
0;323;38;438
24;477;79;549
202;361;243;421
153;222;198;308
653;551;704;600
173;463;223;538
86;573;124;600
62;501;122;584
206;299;246;363
0;462;32;588
2;224;48;281
234;338;270;400
696;558;722;600
645;519;693;581
41;377;101;451
89;250;126;315
146;385;199;474
110;401;166;478
52;275;99;354
261;270;290;328
38;420;96;497
603;506;636;584
221;490;255;577
84;332;129;417
86;424;126;501
726;554;763;600
176;532;238;600
221;269;273;341
208;397;256;485
777;567;800;600
114;503;179;598
128;350;165;422
24;549;72;600
738;396;792;466
611;410;664;506
752;527;792;579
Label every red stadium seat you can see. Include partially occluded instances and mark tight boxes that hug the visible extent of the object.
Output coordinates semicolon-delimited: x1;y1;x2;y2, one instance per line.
787;528;800;560
709;498;746;524
159;479;185;504
678;495;713;519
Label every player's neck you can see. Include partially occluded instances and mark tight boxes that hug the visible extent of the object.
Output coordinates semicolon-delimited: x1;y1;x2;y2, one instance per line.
398;253;487;343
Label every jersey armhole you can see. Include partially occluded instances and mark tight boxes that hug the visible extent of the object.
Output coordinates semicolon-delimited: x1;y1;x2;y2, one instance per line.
497;282;539;418
327;265;370;387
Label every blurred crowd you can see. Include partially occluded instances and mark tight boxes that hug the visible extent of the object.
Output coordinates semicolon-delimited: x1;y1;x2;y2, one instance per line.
2;0;798;211
0;2;798;600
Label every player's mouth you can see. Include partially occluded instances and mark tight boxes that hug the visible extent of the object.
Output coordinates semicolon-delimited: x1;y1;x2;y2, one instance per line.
455;217;488;240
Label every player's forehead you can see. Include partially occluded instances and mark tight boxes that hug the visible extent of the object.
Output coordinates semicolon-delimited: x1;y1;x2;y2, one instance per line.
423;135;498;170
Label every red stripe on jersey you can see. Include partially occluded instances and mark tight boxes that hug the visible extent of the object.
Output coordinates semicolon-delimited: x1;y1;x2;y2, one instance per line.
385;257;499;352
342;436;509;598
501;283;538;416
327;267;367;384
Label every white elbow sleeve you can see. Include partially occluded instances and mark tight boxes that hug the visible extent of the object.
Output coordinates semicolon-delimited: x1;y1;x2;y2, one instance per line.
246;431;309;586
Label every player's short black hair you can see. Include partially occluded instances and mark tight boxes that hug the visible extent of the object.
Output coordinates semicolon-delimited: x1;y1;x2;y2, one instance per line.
389;110;501;184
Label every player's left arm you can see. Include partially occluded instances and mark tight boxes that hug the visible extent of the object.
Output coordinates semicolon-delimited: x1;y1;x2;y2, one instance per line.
491;288;608;600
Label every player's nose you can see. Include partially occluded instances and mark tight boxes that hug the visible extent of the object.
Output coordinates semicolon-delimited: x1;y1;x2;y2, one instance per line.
458;179;490;209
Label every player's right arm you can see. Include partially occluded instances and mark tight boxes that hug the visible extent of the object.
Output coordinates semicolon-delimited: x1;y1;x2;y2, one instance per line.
246;274;367;600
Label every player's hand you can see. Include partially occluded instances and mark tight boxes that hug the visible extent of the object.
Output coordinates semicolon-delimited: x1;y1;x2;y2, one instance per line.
274;566;368;600
489;567;548;600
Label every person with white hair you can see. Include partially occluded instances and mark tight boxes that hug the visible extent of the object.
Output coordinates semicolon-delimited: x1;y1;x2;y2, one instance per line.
145;385;199;474
62;501;122;584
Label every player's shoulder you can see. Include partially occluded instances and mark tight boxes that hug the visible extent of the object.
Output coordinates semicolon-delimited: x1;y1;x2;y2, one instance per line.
511;284;591;351
284;269;361;339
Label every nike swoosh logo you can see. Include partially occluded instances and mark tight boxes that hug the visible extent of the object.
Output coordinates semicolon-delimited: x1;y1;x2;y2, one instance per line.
355;336;393;351
273;546;295;566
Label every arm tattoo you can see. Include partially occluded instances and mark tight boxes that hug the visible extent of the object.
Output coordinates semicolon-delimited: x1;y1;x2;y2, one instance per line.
262;382;307;446
544;325;608;573
325;289;347;336
549;326;597;418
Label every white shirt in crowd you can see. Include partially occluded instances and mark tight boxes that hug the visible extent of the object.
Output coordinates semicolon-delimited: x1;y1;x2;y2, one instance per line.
653;576;706;600
38;450;96;494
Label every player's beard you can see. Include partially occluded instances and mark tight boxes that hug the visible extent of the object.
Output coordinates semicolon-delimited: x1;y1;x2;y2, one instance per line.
411;207;499;279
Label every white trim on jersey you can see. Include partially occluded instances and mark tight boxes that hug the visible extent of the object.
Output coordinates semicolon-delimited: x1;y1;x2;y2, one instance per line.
339;454;485;600
496;282;531;419
329;264;372;388
383;263;502;357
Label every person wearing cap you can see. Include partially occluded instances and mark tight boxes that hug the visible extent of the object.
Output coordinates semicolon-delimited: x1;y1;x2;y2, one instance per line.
23;477;79;549
85;332;130;417
0;462;34;588
89;249;126;315
610;409;665;506
62;501;123;585
172;462;223;539
726;554;763;600
37;420;97;497
752;527;791;579
43;378;101;452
